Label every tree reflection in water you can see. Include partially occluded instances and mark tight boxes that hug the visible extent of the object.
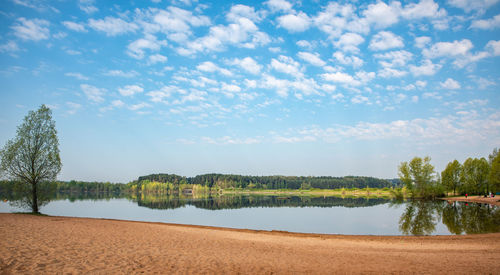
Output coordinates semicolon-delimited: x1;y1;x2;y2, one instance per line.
399;200;500;235
442;201;500;234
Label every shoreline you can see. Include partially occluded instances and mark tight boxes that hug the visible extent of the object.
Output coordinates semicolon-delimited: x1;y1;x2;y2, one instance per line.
441;195;500;206
1;213;499;274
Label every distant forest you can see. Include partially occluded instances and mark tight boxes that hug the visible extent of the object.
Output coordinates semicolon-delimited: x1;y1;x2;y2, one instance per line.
136;173;396;190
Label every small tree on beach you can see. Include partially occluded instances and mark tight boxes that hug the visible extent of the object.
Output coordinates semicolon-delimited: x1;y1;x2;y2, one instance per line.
0;105;61;213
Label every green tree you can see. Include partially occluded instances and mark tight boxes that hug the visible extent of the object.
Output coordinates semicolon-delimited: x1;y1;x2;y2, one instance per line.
489;152;500;194
0;105;61;213
441;160;462;196
461;158;490;195
398;156;437;198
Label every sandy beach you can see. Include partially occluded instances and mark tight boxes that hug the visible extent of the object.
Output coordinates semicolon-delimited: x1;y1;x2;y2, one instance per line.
1;213;499;274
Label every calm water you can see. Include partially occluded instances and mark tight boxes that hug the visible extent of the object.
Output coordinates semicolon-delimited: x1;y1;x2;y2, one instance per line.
1;194;499;235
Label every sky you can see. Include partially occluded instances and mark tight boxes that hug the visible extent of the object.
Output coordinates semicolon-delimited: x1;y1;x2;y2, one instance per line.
0;0;499;183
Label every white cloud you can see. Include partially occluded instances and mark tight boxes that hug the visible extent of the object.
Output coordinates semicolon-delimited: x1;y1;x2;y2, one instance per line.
422;92;443;100
355;71;375;83
351;95;370;104
149;54;167;64
415;36;431;49
363;1;400;29
292;112;500;145
89;17;138;36
270;55;303;78
197;61;233;76
332;52;363;67
296;40;313;49
227;4;263;23
374;50;413;67
129;102;151;111
147;85;180;103
470;14;500;29
111;100;124;107
334;32;365;53
265;0;293;12
66;102;82;115
221;82;241;96
416;80;427;88
104;70;139;77
0;41;20;53
65;49;81;55
261;74;290;97
81;84;106;103
423;39;473;58
127;34;166;59
369;31;404;51
229;57;262;74
277;12;311;32
321;72;361;86
447;0;499;13
409;59;442;76
79;0;98;14
297;51;326;67
62;21;87;32
401;0;446;20
118;85;144;96
65;72;89;80
313;2;369;37
440;78;461;89
378;67;407;78
178;14;269;55
452;51;489;68
394;93;407;104
486;40;500;55
12;18;50;41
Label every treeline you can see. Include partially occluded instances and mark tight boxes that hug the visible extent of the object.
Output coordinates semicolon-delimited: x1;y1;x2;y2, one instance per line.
399;148;500;198
56;180;127;194
135;173;392;191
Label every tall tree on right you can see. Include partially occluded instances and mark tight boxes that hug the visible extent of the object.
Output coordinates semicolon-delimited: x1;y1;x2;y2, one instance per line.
489;152;500;194
441;160;462;196
461;158;490;195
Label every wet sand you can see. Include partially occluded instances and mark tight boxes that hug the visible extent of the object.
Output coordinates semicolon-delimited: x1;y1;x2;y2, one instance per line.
1;213;499;274
443;195;500;206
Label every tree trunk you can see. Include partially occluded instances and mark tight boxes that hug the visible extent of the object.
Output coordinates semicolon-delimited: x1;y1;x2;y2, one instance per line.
32;182;39;214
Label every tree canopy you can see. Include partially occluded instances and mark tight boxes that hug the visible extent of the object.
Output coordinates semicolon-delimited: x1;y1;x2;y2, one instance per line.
441;160;462;196
0;105;61;213
398;156;441;198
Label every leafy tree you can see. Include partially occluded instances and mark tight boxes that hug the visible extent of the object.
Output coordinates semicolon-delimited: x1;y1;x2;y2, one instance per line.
0;105;61;213
398;156;438;198
489;153;500;194
489;148;499;165
461;158;490;195
441;160;462;195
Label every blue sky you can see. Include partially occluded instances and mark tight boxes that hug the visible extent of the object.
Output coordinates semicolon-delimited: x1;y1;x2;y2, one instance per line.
0;0;499;183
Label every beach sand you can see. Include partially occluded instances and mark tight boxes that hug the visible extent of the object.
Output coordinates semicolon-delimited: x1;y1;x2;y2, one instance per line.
442;195;500;206
1;213;499;274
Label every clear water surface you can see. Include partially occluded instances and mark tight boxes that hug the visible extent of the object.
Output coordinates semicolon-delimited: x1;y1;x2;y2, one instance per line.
1;195;498;236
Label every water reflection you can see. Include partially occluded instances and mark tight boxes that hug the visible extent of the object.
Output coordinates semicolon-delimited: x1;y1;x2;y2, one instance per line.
442;201;500;234
397;200;500;235
2;190;499;235
133;194;390;210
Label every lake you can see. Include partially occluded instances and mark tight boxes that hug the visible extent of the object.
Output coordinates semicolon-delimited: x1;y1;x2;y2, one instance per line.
1;194;499;235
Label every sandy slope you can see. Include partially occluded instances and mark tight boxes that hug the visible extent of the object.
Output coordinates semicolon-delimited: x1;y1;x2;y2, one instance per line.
0;213;499;274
